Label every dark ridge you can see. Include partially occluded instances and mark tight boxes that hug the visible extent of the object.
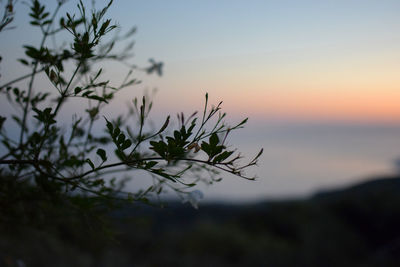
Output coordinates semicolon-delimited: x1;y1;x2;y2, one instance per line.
2;176;400;266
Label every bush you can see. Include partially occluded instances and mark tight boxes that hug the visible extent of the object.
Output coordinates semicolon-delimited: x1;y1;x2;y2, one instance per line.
0;0;261;213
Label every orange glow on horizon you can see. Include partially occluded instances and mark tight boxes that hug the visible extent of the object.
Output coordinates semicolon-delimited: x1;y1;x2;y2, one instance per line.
151;51;400;123
153;80;400;123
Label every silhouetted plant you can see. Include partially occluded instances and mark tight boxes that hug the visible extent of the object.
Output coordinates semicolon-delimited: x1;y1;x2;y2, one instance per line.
0;0;262;213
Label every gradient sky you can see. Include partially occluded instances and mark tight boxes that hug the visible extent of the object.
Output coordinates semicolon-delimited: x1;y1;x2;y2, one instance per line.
104;0;400;123
2;0;400;123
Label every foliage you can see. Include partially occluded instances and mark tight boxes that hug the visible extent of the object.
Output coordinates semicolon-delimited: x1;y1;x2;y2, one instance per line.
0;0;262;213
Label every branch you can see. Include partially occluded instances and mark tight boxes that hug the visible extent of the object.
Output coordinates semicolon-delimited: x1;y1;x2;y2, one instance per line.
0;159;50;165
0;67;47;90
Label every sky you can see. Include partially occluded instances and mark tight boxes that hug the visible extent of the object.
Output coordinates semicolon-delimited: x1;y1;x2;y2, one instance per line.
103;0;400;123
1;0;400;201
2;0;400;122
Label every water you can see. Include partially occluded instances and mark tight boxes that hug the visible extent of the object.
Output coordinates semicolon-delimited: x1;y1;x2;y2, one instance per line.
3;111;400;203
200;121;400;202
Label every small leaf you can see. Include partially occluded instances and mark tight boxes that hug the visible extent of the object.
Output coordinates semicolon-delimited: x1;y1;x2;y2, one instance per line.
121;139;132;150
145;161;158;169
87;95;108;103
210;133;219;147
0;116;6;130
237;118;248;127
151;169;177;182
113;127;120;139
96;148;107;161
93;68;102;81
85;158;95;170
49;69;58;84
117;133;125;144
18;59;29;66
213;151;234;163
256;148;264;159
12;116;22;127
74;87;82;94
115;149;126;160
82;90;93;97
104;117;113;133
201;142;211;155
92;179;105;187
157;116;170;134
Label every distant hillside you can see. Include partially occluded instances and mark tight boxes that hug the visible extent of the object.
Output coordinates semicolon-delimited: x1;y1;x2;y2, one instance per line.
313;176;400;200
2;176;400;266
95;176;399;266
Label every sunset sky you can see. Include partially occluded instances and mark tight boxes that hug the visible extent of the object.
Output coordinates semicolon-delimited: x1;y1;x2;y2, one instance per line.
104;0;400;123
2;0;400;123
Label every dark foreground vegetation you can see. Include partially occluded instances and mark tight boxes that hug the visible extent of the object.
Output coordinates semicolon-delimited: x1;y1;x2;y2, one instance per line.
1;175;400;266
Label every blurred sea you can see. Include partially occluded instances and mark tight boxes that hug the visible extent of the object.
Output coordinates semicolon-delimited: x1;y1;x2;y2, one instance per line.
199;121;400;203
2;105;400;203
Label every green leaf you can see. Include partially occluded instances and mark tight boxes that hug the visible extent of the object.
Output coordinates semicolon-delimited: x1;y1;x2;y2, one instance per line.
201;142;211;155
236;118;248;127
93;68;102;81
210;133;219;147
213;151;234;164
82;90;93;97
115;149;126;161
151;169;177;182
87;95;108;103
174;130;181;141
145;161;158;169
113;128;120;139
85;158;95;170
74;87;82;94
104;117;113;133
117;133;125;144
0;116;6;130
32;107;56;125
92;179;105;187
18;59;29;66
96;148;107;161
24;45;41;59
157;116;170;134
150;140;167;158
120;139;132;150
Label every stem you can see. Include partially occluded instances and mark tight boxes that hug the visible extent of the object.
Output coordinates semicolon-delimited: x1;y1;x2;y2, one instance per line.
192;94;209;141
0;67;46;90
53;61;82;115
30;62;81;161
82;118;94;154
0;159;50;165
64;156;252;181
18;3;63;147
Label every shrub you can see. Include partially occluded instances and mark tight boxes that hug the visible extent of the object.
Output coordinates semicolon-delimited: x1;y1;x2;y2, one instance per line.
0;0;262;211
